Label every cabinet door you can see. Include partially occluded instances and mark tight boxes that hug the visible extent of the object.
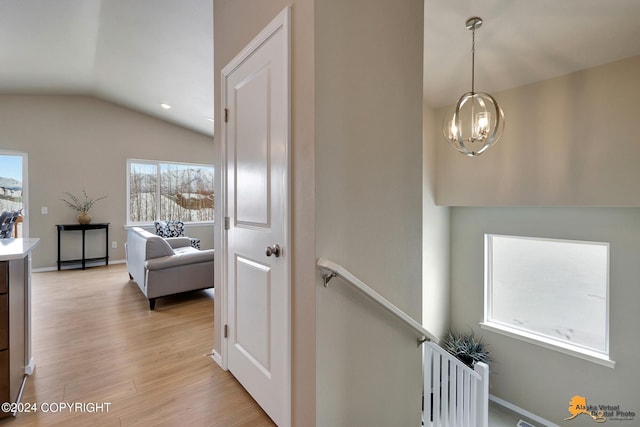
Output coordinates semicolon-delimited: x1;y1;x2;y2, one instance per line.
0;295;7;350
8;259;25;403
0;349;9;408
0;262;7;294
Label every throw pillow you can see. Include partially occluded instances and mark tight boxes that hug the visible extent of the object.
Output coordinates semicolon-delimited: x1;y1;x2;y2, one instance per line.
154;221;166;237
163;220;185;238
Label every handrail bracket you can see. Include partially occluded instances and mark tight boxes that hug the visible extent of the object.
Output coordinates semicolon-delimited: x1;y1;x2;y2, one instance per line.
322;272;338;287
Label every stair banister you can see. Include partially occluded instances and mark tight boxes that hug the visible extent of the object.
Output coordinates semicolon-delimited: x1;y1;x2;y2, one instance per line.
317;257;488;427
317;257;439;345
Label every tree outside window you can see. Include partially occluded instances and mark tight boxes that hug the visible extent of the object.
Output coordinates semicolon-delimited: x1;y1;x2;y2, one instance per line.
0;154;24;212
128;160;214;224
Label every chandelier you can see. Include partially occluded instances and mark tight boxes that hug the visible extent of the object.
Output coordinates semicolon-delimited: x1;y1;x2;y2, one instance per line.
443;17;504;157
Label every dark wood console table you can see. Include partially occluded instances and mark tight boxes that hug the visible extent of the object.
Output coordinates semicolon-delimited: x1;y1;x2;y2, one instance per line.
56;223;110;270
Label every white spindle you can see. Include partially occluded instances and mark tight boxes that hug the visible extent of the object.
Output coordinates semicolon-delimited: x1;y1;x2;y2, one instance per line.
433;353;441;423
448;363;457;424
456;366;464;424
424;344;433;425
475;362;490;427
421;342;488;427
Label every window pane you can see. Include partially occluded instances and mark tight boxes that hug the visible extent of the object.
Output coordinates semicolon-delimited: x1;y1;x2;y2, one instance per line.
0;155;24;212
129;163;158;222
159;163;214;222
487;234;608;353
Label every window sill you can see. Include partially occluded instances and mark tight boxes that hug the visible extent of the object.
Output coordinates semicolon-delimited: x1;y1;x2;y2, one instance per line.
480;322;615;369
124;221;215;229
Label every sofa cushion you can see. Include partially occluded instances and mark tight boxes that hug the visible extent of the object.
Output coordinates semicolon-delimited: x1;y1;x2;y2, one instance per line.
145;235;175;259
164;237;192;249
146;249;214;270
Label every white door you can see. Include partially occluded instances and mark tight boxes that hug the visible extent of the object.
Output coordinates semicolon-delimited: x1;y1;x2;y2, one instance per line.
221;8;290;427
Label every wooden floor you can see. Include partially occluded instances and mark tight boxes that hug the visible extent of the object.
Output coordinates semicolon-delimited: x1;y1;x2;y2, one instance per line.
0;264;275;427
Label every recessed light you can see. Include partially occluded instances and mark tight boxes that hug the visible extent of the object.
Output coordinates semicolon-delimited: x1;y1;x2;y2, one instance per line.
160;103;172;110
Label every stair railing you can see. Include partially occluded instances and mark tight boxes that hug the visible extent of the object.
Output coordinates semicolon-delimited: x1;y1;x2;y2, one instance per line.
317;257;488;427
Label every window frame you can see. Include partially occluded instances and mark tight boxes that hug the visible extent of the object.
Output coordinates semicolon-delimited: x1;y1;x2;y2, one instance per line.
126;158;214;226
481;233;615;368
0;150;29;237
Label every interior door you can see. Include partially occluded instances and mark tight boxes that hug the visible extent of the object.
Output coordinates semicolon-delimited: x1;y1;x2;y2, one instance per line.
221;8;290;427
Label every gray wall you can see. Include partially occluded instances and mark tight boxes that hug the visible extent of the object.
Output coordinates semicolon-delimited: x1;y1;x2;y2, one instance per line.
315;0;425;425
0;95;214;269
450;207;640;425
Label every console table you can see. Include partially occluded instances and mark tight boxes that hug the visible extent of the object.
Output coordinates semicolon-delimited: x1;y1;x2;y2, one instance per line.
56;223;109;270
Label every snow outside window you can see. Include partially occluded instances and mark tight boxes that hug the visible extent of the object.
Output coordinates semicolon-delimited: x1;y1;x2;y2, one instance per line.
484;234;609;358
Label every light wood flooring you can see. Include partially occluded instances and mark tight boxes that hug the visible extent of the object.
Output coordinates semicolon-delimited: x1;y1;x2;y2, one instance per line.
0;264;275;427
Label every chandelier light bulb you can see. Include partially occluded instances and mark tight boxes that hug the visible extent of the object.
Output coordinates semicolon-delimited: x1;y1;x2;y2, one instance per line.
475;111;489;138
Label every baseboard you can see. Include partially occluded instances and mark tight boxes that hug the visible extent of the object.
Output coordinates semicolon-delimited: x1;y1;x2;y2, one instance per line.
33;259;126;273
212;349;224;369
490;395;559;427
25;357;35;375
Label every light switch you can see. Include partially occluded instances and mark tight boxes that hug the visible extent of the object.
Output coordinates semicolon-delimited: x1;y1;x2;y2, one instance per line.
41;207;48;214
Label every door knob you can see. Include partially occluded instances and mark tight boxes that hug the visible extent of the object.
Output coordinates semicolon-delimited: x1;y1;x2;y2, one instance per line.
265;244;281;258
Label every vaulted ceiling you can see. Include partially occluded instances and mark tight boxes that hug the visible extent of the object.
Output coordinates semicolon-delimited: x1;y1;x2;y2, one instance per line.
0;1;637;137
0;0;214;136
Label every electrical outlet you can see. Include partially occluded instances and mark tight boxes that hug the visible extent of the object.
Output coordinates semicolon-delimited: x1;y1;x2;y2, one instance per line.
112;241;117;249
41;207;48;214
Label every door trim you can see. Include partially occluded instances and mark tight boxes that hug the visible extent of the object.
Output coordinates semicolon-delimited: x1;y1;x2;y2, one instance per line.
219;7;291;426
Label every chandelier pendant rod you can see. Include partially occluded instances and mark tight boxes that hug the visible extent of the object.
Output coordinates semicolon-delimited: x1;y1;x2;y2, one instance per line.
471;24;476;95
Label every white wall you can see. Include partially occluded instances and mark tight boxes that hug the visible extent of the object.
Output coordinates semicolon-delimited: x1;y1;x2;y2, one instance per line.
450;207;640;424
315;0;425;425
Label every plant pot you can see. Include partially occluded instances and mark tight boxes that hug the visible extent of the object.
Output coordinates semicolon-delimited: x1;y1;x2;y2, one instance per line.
77;212;92;224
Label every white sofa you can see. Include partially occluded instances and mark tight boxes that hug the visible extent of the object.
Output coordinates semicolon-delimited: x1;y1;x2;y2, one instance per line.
125;227;214;309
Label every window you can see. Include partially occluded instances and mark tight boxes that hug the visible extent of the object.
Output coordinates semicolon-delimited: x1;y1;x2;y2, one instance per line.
483;234;611;365
127;159;214;224
0;153;24;212
0;152;27;237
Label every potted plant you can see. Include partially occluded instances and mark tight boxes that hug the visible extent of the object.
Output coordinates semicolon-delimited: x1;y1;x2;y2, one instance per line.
441;329;491;368
60;189;107;224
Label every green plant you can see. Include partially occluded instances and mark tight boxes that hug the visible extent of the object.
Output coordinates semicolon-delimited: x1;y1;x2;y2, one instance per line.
441;330;491;368
60;189;107;213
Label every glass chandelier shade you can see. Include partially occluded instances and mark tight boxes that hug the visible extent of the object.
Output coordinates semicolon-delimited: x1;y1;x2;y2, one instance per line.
443;17;504;157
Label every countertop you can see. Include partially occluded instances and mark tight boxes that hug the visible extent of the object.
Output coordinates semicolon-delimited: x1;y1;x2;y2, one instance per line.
0;238;41;261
